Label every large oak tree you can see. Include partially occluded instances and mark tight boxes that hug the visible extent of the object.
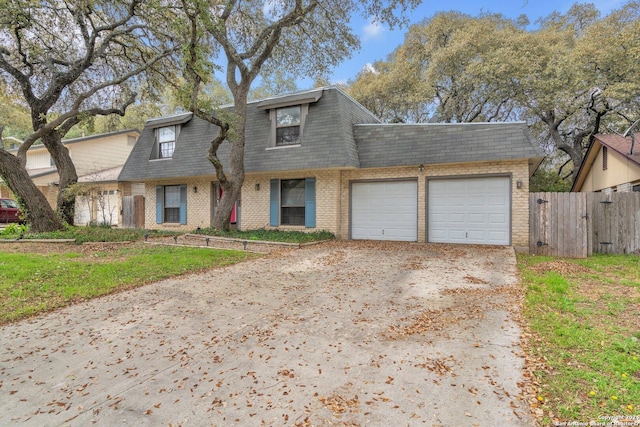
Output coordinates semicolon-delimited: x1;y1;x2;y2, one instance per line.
347;2;640;181
180;0;420;230
0;0;179;230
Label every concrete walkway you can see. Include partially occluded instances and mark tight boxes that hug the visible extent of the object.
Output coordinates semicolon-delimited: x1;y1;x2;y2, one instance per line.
0;241;533;426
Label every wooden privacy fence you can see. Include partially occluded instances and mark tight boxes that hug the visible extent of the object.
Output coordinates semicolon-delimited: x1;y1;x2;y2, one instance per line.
530;192;640;258
122;195;145;229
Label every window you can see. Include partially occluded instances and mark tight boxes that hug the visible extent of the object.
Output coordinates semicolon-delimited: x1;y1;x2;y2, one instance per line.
156;184;187;224
270;178;316;227
275;106;301;146
1;199;18;208
602;146;608;170
158;126;176;158
281;179;305;225
164;186;181;222
633;184;640;192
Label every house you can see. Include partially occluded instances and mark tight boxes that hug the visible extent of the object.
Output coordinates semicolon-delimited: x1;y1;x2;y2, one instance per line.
571;132;640;193
118;87;543;251
1;129;140;225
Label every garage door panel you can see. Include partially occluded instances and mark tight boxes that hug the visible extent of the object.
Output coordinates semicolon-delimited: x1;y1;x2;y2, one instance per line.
447;230;467;241
489;213;507;223
467;230;486;240
449;196;466;207
428;177;510;245
352;181;417;241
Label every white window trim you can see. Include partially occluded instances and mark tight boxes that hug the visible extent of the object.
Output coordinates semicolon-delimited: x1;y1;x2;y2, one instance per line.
151;125;181;160
267;104;309;149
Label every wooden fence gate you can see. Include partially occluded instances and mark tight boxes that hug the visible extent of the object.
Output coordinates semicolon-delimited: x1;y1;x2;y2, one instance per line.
530;192;640;258
122;195;145;229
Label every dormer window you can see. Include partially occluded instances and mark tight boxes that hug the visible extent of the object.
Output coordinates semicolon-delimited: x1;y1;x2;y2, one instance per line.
255;89;323;149
276;106;301;146
146;112;192;161
158;126;176;158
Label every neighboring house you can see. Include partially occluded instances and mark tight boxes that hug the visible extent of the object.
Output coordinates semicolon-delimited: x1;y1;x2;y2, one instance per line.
2;136;23;150
571;132;640;193
119;87;543;250
1;129;140;225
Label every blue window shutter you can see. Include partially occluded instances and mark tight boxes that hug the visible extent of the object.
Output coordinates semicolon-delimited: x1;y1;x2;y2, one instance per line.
305;177;316;228
270;179;279;226
179;184;187;225
155;186;163;224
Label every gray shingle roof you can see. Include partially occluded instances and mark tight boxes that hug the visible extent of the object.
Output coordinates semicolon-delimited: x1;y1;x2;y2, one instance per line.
118;88;543;182
119;87;379;180
353;122;544;168
118;115;225;181
243;87;379;172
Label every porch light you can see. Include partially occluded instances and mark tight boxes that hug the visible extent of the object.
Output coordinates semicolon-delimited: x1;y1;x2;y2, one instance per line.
418;164;424;173
255;183;260;191
517;180;523;189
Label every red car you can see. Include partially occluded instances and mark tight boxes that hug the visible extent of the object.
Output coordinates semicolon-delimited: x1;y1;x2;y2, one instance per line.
0;198;22;223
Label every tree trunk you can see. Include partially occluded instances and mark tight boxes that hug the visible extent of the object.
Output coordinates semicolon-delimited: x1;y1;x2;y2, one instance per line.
41;133;78;225
211;90;248;231
0;150;64;232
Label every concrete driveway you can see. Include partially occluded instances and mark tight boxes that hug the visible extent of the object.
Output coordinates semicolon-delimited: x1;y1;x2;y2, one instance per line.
0;241;533;426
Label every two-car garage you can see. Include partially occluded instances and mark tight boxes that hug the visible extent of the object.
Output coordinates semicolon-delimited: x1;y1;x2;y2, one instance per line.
350;176;511;245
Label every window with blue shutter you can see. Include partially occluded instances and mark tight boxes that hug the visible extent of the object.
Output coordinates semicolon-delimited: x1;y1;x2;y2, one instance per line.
305;177;316;228
270;177;316;227
156;184;187;224
270;179;279;226
179;184;187;225
156;186;163;224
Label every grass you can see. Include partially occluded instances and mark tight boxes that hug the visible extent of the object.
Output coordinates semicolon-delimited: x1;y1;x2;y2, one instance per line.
0;224;179;244
194;227;334;243
518;254;640;424
0;244;256;324
0;225;330;324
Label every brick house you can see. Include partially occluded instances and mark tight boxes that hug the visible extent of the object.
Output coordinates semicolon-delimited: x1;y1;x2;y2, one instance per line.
118;87;543;251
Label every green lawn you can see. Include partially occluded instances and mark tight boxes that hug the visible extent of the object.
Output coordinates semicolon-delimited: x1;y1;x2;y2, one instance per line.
0;244;256;324
518;253;640;425
194;227;334;243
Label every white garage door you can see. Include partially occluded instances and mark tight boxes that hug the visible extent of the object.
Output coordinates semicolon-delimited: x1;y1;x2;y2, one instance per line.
428;177;510;245
352;181;417;241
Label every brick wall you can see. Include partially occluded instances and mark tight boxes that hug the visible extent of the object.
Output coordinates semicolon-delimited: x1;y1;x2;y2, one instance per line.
241;170;341;233
339;159;531;248
144;159;531;250
145;178;213;231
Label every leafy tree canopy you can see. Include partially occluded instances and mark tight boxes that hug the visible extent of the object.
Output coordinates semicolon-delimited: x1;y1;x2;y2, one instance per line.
347;2;640;182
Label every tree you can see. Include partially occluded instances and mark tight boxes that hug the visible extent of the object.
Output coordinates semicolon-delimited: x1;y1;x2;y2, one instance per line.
249;70;299;101
529;156;573;192
500;2;640;180
0;0;178;230
346;2;640;181
348;12;523;123
181;0;420;230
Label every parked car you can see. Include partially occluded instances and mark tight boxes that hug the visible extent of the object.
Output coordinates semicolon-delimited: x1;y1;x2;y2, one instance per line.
0;198;23;223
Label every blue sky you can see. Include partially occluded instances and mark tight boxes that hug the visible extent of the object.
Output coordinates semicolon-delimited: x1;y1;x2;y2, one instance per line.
319;0;626;87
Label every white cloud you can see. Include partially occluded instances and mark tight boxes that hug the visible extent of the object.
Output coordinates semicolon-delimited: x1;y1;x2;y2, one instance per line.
362;63;378;74
362;21;385;41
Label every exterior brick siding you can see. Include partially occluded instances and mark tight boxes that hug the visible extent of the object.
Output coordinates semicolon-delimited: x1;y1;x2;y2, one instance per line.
145;177;213;231
144;159;531;250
